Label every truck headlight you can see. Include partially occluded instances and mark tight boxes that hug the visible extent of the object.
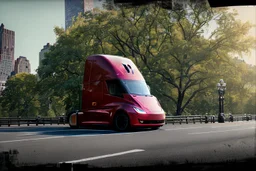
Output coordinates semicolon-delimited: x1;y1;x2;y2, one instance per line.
133;107;146;114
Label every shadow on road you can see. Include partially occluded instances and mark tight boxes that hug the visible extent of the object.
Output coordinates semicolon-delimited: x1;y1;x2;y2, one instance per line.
0;125;158;137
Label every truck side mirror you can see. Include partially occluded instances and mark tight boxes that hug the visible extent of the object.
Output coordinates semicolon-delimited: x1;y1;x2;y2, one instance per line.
147;84;151;92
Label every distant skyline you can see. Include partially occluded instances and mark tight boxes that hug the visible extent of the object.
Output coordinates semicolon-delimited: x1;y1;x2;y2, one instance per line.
0;0;65;74
0;1;255;75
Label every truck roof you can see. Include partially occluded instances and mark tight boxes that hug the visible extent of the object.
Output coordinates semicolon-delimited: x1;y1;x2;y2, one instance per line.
86;54;145;80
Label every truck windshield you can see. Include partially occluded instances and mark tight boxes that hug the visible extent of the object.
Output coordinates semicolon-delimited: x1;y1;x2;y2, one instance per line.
121;80;151;96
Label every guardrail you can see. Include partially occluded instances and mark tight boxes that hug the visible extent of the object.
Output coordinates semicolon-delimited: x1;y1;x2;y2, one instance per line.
165;115;210;124
0;114;255;127
0;116;66;127
165;114;256;124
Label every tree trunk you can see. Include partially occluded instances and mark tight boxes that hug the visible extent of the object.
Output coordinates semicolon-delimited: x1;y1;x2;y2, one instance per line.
176;91;183;115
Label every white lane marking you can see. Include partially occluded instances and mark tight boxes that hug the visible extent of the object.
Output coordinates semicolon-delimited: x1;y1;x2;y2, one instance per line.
0;136;65;144
60;149;145;164
188;127;255;135
164;126;203;131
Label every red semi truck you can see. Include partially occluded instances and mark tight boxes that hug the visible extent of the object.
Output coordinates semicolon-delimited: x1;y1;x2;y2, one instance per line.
67;54;166;131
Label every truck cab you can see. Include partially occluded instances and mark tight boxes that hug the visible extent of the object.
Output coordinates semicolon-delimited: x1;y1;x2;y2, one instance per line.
68;54;166;131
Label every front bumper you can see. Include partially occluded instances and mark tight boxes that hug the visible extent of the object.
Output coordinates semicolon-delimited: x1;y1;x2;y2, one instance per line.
128;113;166;127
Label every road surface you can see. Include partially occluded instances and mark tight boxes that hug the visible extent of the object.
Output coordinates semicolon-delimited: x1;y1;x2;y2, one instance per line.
0;121;255;168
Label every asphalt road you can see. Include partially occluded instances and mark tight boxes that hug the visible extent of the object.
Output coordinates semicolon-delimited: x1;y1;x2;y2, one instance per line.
0;121;255;168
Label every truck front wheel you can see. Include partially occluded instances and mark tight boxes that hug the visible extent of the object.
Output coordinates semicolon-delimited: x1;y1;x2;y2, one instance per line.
114;112;130;132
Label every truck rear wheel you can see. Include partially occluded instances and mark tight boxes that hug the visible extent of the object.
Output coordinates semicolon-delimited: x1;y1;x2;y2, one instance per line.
67;111;79;129
114;112;130;132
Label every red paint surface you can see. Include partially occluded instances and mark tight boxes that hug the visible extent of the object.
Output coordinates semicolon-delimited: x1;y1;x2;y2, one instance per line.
79;54;165;128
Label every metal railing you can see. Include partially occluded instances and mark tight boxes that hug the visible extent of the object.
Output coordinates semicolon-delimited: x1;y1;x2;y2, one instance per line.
0;116;66;127
0;114;255;127
165;115;211;124
165;114;255;124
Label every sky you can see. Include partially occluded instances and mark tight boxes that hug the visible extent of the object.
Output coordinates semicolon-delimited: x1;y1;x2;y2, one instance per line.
0;1;255;75
0;0;65;74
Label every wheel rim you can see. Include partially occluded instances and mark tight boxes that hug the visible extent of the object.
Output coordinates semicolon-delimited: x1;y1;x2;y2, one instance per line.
116;114;129;131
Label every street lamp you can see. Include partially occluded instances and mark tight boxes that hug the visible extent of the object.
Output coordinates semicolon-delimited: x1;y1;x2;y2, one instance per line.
217;79;226;123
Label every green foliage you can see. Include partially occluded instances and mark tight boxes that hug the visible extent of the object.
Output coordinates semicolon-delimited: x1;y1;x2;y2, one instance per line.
47;109;56;117
0;73;66;117
37;3;255;116
0;105;8;117
101;4;255;115
37;10;120;113
0;73;39;117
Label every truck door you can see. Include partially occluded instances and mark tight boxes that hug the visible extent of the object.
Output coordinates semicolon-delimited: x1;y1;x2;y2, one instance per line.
86;60;107;124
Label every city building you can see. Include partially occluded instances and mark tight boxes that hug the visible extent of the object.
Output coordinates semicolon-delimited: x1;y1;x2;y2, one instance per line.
84;0;94;11
64;0;191;29
0;23;15;82
14;56;31;74
65;0;107;29
0;80;6;96
65;0;85;29
39;43;51;68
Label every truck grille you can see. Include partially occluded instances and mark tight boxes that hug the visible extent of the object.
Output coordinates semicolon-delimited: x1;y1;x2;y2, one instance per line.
139;119;165;124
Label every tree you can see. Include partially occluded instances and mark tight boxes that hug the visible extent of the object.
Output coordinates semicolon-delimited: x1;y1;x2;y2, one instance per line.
37;10;119;112
102;0;115;10
37;3;255;116
104;3;255;115
223;60;256;114
0;73;39;117
244;93;256;114
0;104;9;117
187;58;256;115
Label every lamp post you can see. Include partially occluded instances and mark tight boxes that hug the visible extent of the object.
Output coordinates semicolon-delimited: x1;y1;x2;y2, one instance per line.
217;79;226;123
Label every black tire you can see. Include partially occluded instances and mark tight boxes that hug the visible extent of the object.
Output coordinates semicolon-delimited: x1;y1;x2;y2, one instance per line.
67;111;79;129
114;112;130;132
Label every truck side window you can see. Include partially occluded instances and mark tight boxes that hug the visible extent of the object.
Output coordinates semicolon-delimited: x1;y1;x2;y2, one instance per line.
106;80;126;98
